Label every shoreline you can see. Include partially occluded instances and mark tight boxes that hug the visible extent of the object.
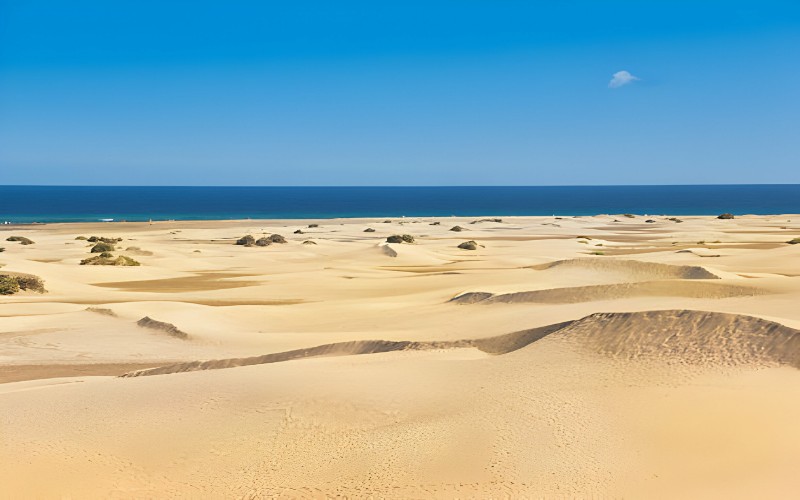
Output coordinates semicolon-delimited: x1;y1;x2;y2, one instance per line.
2;212;800;228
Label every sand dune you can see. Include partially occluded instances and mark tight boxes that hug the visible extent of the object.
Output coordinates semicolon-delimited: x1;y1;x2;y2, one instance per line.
122;310;799;377
2;216;800;498
530;257;720;279
452;280;766;304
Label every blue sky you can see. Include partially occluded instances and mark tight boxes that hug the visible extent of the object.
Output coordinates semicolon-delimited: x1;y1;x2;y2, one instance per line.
1;1;798;185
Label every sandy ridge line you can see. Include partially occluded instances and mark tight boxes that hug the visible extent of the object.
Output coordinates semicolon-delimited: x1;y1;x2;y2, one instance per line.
121;310;800;377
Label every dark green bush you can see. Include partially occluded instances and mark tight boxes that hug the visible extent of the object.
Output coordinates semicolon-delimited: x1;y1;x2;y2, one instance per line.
0;273;45;294
235;235;255;246
14;274;46;292
87;236;122;243
81;255;140;266
91;242;115;253
0;276;20;295
6;236;34;245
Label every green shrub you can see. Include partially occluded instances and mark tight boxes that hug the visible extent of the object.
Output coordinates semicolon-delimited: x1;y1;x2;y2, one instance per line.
6;236;34;245
0;276;20;295
75;236;88;240
14;274;45;293
387;234;415;244
91;242;115;253
788;238;800;245
0;273;44;294
81;255;140;266
235;235;255;246
87;236;122;243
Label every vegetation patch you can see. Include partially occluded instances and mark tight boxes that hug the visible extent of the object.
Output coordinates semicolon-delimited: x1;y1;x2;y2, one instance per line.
91;242;115;253
386;234;415;244
235;235;256;246
0;273;46;295
6;236;34;245
87;236;123;243
137;316;188;340
86;307;117;316
788;238;800;245
81;255;141;266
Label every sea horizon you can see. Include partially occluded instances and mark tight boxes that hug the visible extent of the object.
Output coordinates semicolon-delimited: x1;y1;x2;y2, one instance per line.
2;184;799;223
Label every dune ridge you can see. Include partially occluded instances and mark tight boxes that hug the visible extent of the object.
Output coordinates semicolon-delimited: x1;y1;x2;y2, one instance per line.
451;280;766;304
530;258;721;279
121;310;800;377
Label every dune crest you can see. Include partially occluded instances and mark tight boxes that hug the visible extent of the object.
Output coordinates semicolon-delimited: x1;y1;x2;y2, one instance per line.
451;280;765;304
122;310;800;377
530;258;720;280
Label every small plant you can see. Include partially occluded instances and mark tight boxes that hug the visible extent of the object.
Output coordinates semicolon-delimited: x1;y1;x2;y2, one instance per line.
0;275;20;295
0;247;4;253
269;234;287;244
591;250;605;255
697;241;706;245
717;213;735;220
14;274;46;292
91;242;115;253
450;226;466;232
458;240;479;250
87;236;122;243
0;273;45;294
788;238;800;245
81;255;140;266
6;236;34;245
623;214;636;218
386;234;415;244
235;235;255;246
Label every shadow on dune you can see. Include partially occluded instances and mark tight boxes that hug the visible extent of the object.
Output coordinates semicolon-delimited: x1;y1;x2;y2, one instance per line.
121;310;800;377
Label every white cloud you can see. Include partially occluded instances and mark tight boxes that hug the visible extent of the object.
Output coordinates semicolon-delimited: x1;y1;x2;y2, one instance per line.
608;70;640;88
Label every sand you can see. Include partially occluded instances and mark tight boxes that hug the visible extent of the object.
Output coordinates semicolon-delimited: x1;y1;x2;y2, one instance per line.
1;214;800;498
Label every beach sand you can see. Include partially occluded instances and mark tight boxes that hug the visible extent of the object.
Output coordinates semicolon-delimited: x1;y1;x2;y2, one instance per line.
1;214;799;498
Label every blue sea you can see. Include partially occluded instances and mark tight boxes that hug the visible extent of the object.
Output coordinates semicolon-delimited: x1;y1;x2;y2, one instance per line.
1;185;798;223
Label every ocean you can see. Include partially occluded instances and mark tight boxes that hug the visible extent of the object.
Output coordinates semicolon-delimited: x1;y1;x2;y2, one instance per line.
1;185;798;223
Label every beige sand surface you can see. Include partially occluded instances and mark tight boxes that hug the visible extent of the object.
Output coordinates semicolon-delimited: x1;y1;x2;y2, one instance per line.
1;214;800;497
